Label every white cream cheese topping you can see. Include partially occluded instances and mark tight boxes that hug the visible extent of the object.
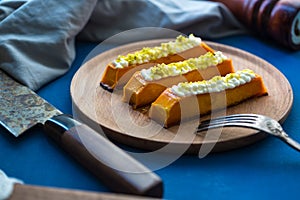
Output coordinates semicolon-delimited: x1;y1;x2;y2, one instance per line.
140;51;227;81
113;34;202;68
171;69;256;97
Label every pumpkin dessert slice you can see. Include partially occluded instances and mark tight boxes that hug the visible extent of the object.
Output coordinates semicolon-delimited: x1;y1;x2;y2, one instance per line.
123;51;234;108
100;34;214;91
149;69;268;128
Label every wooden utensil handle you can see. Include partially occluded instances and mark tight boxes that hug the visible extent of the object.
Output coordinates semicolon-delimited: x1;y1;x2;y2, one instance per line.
44;114;163;198
9;184;157;200
211;0;300;50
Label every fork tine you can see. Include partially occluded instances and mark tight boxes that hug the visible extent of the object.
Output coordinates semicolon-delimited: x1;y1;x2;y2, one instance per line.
205;114;259;121
200;118;256;127
196;121;260;132
196;122;258;133
199;117;255;126
199;114;259;126
197;119;254;129
196;114;261;133
222;113;260;118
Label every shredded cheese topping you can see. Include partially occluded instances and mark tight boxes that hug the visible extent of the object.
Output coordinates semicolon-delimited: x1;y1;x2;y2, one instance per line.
140;51;227;81
112;34;202;68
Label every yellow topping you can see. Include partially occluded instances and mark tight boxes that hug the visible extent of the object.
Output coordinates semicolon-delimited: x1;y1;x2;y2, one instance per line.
140;51;227;81
113;34;202;68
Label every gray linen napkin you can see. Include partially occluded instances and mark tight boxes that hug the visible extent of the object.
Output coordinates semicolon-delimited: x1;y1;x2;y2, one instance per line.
0;0;245;91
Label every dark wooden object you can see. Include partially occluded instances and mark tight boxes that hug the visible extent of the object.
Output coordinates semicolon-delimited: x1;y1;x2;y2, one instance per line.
44;115;163;198
9;184;158;200
212;0;300;50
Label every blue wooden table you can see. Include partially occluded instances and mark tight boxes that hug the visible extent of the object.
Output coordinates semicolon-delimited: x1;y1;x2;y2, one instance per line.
1;34;300;199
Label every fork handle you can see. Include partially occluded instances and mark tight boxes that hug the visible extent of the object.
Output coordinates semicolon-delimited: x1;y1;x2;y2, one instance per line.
278;132;300;152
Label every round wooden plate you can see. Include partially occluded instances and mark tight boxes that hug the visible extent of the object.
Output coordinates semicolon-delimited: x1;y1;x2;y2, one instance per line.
71;40;293;154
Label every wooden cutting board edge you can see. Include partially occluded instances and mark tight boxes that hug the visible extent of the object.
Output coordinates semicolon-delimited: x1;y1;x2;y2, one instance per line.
70;40;294;154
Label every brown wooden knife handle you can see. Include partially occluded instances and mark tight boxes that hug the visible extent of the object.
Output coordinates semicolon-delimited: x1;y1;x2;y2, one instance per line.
43;114;163;198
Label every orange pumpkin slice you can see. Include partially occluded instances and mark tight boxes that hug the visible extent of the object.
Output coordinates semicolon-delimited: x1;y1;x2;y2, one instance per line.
149;69;268;128
100;34;214;91
123;51;234;108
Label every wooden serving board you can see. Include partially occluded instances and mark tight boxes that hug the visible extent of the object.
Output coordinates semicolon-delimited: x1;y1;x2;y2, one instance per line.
71;40;293;154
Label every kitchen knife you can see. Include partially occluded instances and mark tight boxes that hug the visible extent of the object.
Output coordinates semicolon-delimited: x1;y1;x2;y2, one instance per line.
0;70;163;198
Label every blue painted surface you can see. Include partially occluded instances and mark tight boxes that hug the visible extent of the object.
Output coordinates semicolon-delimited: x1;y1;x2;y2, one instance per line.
1;35;300;199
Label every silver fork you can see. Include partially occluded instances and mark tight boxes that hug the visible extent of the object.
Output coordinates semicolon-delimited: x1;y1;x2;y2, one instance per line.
196;113;300;152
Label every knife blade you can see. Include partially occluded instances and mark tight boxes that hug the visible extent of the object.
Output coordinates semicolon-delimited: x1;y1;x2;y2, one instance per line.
0;70;163;198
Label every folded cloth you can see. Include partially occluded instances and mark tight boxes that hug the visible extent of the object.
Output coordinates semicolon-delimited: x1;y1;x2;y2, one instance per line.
0;0;245;91
0;0;97;91
0;169;23;200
